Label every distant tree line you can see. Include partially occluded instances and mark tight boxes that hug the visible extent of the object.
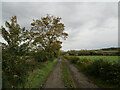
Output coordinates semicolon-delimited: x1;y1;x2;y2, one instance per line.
67;49;120;56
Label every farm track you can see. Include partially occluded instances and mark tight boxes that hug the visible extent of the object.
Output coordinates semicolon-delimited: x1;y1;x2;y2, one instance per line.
64;59;98;88
42;57;98;88
42;58;65;88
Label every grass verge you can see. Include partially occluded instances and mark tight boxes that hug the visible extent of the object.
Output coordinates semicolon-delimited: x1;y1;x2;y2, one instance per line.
61;59;76;88
24;58;57;88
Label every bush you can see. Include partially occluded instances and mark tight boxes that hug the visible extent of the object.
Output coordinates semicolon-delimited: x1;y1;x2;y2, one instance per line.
2;50;28;88
86;59;120;85
33;50;48;62
77;58;92;71
64;56;80;64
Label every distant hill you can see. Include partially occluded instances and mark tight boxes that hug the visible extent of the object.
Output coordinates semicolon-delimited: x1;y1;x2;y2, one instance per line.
100;47;119;51
67;47;120;56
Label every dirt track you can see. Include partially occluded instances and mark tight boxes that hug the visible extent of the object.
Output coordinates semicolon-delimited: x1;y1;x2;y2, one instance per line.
43;58;65;88
64;60;98;88
43;57;98;88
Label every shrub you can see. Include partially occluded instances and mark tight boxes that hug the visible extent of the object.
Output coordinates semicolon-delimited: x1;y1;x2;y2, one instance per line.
77;58;92;71
64;56;80;64
2;50;28;88
87;59;120;85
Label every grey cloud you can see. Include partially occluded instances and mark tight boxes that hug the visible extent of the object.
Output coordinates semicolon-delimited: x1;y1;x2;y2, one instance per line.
1;2;118;51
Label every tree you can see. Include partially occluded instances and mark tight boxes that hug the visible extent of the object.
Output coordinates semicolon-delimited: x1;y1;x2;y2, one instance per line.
1;16;30;87
30;14;68;61
2;16;31;55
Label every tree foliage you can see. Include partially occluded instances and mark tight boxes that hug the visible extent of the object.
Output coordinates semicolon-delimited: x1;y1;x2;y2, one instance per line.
2;16;30;88
2;16;31;55
30;15;68;61
1;15;68;88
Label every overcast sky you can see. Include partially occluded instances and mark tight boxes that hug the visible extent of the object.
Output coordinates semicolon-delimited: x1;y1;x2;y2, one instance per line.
0;2;118;51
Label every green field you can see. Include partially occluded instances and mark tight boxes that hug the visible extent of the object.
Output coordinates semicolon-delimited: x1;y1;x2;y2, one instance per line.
77;56;119;63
